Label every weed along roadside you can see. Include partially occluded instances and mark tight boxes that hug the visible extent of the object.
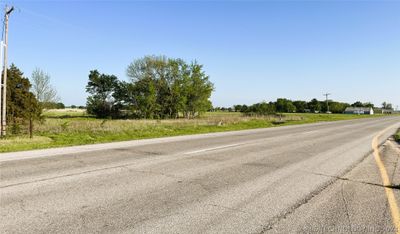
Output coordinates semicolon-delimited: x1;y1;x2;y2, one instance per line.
0;110;388;153
395;129;400;142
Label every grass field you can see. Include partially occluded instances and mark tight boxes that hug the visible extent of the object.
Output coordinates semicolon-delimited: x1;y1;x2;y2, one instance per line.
0;109;387;153
42;108;89;118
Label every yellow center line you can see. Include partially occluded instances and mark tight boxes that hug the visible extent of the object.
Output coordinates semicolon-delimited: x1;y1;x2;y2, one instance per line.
372;125;400;234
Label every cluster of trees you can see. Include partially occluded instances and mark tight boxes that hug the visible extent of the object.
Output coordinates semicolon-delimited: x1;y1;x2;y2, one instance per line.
86;56;214;119
228;99;390;115
350;101;374;108
231;98;349;114
348;101;394;110
3;66;62;137
3;59;396;139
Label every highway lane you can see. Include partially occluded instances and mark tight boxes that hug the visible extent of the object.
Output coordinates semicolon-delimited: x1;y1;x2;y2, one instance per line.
1;117;399;233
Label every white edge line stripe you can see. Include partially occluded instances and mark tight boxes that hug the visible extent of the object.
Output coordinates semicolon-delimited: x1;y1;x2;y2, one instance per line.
184;143;245;155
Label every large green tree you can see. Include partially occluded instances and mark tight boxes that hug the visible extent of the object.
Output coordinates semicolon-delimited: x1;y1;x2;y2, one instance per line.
308;98;321;112
293;101;308;113
30;68;59;107
86;70;119;118
329;101;350;113
125;56;214;119
275;98;296;113
6;64;41;137
182;62;214;118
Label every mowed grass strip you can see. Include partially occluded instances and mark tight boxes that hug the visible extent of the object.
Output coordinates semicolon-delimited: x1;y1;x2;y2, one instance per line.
0;111;386;153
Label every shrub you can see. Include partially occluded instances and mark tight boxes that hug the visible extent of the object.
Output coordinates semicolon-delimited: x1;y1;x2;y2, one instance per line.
395;131;400;142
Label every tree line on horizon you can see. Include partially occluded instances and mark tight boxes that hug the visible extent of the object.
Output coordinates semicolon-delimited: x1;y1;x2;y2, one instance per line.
213;99;393;115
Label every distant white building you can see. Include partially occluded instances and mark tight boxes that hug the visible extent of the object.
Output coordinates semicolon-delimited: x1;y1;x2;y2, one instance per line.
344;107;374;115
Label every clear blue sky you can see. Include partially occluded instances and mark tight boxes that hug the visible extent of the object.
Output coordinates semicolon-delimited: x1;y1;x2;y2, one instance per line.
6;0;400;109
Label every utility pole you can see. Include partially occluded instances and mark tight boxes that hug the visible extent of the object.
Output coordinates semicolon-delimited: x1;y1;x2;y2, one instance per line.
0;5;14;137
0;41;2;135
323;93;331;113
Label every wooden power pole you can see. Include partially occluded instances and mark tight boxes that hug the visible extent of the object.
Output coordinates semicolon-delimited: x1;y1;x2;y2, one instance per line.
1;6;14;137
0;40;2;136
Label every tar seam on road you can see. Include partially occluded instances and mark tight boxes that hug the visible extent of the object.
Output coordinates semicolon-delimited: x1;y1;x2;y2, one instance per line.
372;125;400;234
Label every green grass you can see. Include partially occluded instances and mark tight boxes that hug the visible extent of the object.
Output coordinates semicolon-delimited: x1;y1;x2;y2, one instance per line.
0;111;387;153
42;108;90;118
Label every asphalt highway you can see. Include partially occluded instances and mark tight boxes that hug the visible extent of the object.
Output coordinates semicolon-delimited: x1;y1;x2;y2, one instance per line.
1;117;399;233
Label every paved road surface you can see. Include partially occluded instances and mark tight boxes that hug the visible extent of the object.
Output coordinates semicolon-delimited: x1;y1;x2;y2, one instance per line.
1;117;400;233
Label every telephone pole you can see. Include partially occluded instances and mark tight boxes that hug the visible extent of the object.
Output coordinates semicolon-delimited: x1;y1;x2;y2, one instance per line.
0;5;14;137
323;93;331;113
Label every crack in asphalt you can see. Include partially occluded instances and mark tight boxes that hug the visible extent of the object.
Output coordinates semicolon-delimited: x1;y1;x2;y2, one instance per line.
341;182;353;234
0;164;135;189
0;159;177;189
0;156;185;189
207;203;249;214
257;177;338;234
386;184;400;189
310;172;400;190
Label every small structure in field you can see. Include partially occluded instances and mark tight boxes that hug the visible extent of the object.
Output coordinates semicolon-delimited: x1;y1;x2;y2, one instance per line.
344;107;374;115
